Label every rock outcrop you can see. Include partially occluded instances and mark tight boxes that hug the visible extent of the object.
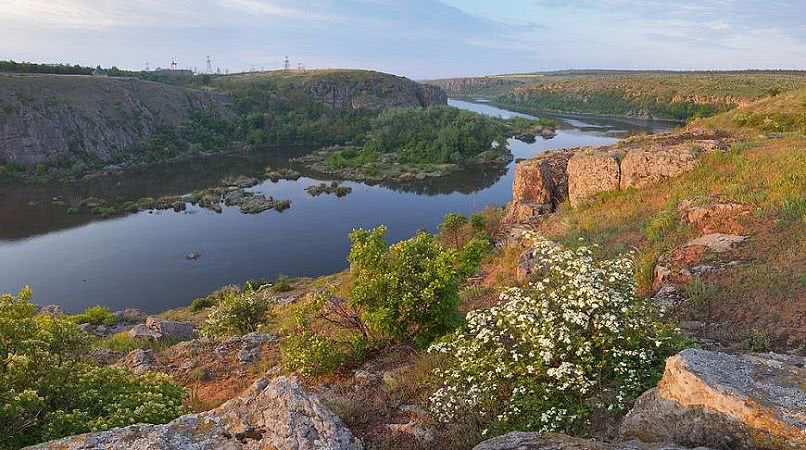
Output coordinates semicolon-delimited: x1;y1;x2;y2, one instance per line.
114;348;155;375
567;153;620;206
504;152;572;222
619;147;697;190
472;432;712;450
0;73;233;165
621;349;806;450
129;317;195;342
27;375;363;450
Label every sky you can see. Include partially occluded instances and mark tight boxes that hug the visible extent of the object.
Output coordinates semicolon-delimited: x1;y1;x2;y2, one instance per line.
1;0;804;79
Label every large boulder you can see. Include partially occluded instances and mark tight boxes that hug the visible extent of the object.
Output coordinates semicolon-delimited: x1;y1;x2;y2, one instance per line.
27;375;363;450
504;153;571;222
114;308;147;323
567;153;620;206
145;317;195;341
621;349;806;450
472;432;711;450
619;146;697;190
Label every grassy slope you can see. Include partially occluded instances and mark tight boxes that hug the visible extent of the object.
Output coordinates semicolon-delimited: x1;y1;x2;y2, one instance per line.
532;91;806;349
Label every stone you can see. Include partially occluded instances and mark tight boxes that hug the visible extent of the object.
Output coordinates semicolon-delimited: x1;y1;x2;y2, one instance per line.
185;251;201;260
567;153;620;206
652;284;684;309
684;233;747;253
353;370;381;386
37;304;64;317
27;375;363;450
86;348;124;366
114;349;155;375
652;264;673;292
114;308;146;323
128;323;161;341
78;323;93;334
145;317;195;341
621;349;806;450
472;432;711;450
504;153;572;223
620;147;697;190
386;421;435;446
399;404;430;419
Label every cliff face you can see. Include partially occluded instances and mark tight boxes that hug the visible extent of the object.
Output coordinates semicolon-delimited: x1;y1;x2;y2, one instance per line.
0;70;448;166
0;74;233;165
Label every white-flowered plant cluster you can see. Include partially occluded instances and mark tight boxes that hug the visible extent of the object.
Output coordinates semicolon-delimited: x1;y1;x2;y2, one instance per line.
428;233;683;435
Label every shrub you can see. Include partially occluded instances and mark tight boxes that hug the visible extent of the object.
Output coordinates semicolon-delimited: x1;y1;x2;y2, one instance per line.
201;287;272;338
428;234;687;437
348;226;461;347
458;237;494;277
272;274;293;292
67;305;120;326
438;213;469;249
0;288;185;448
190;296;215;312
281;332;346;377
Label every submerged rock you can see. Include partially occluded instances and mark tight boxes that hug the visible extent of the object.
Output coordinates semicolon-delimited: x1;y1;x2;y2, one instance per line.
621;349;806;450
27;375;363;450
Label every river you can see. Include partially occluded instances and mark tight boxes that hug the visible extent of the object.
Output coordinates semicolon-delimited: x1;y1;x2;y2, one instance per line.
0;100;673;312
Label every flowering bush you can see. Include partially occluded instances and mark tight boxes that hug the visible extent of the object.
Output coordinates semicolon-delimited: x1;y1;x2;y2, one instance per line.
201;286;272;337
281;332;346;377
428;234;686;436
0;288;185;448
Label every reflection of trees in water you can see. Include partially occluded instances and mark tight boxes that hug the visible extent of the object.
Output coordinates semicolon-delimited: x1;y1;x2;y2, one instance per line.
370;163;508;196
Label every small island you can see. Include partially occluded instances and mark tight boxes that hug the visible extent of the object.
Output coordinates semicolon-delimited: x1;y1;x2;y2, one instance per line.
291;105;555;182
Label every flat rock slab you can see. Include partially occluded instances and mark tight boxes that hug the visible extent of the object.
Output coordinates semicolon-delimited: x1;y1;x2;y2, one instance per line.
472;432;713;450
684;233;746;253
26;376;363;450
621;349;806;450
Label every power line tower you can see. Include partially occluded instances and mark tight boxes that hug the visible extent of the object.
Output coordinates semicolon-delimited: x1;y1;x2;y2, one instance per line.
283;56;290;71
170;58;177;71
145;61;150;72
206;56;213;74
297;63;303;70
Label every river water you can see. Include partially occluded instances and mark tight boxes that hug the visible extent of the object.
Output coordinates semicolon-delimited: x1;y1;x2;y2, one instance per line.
0;100;673;312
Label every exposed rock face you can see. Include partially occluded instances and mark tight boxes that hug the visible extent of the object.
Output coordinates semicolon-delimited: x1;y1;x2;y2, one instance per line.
472;432;711;450
567;153;620;206
684;233;747;253
114;308;147;323
619;147;697;190
37;304;64;317
27;375;363;450
0;73;232;165
295;71;447;111
504;152;572;222
621;349;806;450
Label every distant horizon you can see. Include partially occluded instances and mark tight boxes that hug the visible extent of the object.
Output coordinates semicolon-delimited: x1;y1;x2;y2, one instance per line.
2;0;804;79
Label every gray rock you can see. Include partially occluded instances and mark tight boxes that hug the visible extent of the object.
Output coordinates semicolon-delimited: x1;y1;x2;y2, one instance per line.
472;432;712;450
145;317;195;341
684;233;747;253
621;349;806;450
386;421;435;446
27;375;363;450
86;348;124;366
114;349;155;375
128;323;161;341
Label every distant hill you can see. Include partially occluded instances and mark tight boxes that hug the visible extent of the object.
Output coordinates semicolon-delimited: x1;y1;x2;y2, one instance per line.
428;70;806;120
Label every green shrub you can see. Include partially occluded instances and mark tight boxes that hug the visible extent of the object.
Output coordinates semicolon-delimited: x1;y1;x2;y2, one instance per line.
458;237;494;277
429;234;687;437
281;332;346;377
67;305;120;326
272;274;293;292
0;288;185;448
348;226;461;347
190;296;216;312
200;287;272;338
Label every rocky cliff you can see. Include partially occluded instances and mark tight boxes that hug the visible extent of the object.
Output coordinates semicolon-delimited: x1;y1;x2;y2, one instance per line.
0;70;447;166
0;74;233;165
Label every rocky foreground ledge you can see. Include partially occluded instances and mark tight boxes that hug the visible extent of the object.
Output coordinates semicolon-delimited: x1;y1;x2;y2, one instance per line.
28;348;804;450
27;376;362;450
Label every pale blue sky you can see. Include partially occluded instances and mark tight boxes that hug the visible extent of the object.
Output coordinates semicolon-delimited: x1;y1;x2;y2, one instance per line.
1;0;804;78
